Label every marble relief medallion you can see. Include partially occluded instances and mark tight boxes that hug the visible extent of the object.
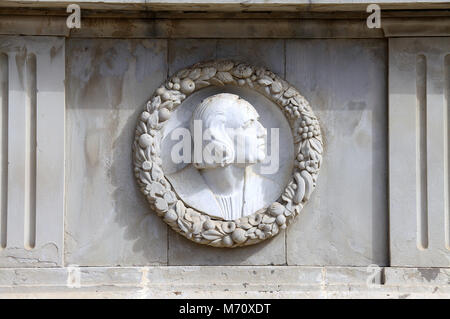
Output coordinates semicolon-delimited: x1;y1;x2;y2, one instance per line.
133;60;323;247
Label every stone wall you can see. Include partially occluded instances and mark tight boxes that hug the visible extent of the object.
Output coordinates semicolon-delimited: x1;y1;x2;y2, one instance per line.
0;2;449;297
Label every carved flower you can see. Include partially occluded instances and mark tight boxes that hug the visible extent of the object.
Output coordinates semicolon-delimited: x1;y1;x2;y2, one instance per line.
232;64;253;78
221;222;236;234
248;213;263;226
141;161;152;171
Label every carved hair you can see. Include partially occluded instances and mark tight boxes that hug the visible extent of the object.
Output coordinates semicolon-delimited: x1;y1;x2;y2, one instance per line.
190;94;238;169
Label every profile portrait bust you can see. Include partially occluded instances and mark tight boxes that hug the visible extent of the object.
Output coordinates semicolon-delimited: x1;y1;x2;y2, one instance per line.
134;60;322;247
166;93;282;220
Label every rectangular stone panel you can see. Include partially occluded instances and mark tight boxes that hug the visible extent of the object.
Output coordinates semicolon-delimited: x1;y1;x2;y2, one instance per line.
167;39;288;265
0;36;65;267
285;39;389;266
389;37;450;267
65;39;168;266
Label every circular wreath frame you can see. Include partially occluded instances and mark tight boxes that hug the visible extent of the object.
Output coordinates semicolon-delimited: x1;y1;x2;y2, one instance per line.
133;60;323;248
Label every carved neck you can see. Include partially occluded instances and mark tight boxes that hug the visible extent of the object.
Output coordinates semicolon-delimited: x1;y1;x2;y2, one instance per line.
200;165;245;197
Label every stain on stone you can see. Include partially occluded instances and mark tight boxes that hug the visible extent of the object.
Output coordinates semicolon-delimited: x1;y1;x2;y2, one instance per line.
418;268;440;282
14;47;27;89
50;45;63;61
398;293;410;299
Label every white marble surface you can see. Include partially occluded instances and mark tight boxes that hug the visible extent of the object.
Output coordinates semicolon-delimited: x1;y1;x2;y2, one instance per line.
285;39;388;266
65;39;168;266
0;266;449;299
389;37;450;267
166;39;289;264
0;36;65;267
162;90;293;220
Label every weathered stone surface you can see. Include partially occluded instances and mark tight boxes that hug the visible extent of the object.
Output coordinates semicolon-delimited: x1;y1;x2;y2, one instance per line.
385;267;450;286
389;38;450;267
285;39;388;266
0;36;65;267
0;266;449;298
65;39;168;266
1;0;449;12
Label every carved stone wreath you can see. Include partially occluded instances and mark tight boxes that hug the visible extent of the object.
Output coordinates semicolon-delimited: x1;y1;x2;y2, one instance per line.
133;60;323;248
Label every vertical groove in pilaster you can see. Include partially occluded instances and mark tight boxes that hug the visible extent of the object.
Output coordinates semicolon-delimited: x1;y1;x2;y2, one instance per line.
24;53;36;250
416;54;429;250
445;54;450;251
0;53;8;249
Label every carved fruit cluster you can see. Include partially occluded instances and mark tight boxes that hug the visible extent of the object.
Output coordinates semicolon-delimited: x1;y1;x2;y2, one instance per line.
133;60;323;248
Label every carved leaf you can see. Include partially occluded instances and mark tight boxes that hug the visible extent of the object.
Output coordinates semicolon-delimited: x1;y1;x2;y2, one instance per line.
192;221;203;235
202;229;223;240
284;87;297;98
216;71;234;84
151;165;163;181
262;215;276;224
216;61;234;72
149;96;161;112
177;219;189;233
199;67;216;80
293;172;306;204
175;200;186;218
309;137;323;154
177;69;190;79
271;81;282;93
195;80;210;89
160;100;173;110
209;77;225;86
147;111;159;129
257;75;273;86
188;68;201;80
139;171;152;185
294;135;302;144
301;170;314;201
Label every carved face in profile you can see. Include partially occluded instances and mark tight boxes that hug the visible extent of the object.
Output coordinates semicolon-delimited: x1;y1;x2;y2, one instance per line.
190;93;267;169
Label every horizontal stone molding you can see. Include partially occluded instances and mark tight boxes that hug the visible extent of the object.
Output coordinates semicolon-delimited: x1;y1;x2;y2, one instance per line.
0;266;448;298
0;16;386;38
1;0;450;12
1;14;450;38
